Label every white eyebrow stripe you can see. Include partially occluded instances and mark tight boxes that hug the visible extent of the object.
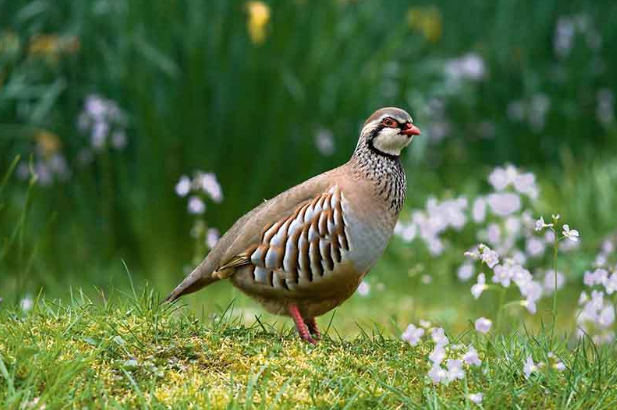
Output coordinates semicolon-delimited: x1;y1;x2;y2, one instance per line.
376;113;410;124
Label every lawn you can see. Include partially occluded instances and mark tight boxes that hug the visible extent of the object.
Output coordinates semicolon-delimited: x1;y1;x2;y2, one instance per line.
2;289;616;409
2;0;617;409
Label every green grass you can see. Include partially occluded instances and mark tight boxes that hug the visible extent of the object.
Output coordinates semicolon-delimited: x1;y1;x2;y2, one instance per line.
2;0;617;293
2;1;617;408
1;288;616;409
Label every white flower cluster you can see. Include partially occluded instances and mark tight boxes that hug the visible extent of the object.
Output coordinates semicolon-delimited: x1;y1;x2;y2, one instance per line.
314;128;336;156
17;152;70;187
445;53;486;84
594;235;617;269
524;353;565;379
395;197;468;255
553;14;602;59
175;171;224;215
488;165;539;199
577;268;616;344
507;94;551;132
465;244;544;313
78;94;128;152
396;165;547;263
422;98;451;144
402;323;482;385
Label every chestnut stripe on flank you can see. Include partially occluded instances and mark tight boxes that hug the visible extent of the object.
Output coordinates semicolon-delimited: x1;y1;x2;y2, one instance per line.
331;234;342;263
321;240;334;271
310;239;323;278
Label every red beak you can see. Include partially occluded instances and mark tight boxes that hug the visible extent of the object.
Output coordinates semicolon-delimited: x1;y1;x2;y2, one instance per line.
401;123;421;136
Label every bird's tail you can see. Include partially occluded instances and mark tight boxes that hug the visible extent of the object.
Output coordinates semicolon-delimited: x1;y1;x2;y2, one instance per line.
164;260;219;303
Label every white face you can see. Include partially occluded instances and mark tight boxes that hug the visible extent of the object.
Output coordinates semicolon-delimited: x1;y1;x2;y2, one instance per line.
361;114;415;156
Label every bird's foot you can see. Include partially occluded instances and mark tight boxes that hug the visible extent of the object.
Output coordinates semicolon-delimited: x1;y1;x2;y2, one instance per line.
306;317;321;340
288;304;317;345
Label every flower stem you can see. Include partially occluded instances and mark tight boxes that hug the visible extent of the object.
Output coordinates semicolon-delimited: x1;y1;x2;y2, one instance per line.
551;233;559;342
496;287;507;331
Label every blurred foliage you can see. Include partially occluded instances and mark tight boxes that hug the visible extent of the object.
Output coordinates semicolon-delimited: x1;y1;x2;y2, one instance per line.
0;0;616;298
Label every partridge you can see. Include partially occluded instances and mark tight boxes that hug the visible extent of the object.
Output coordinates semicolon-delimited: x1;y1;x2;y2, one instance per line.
166;107;420;344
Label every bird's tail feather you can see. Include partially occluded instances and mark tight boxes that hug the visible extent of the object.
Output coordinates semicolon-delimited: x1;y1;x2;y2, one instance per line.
164;261;219;303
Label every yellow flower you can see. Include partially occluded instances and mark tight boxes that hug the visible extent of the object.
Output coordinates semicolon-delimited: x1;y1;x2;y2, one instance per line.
35;130;61;157
407;6;442;43
246;1;270;45
28;34;80;63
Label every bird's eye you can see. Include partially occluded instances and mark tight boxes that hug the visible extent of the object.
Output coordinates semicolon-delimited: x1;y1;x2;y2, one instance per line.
382;118;398;128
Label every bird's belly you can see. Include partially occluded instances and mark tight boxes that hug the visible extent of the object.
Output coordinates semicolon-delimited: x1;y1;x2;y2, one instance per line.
341;199;392;275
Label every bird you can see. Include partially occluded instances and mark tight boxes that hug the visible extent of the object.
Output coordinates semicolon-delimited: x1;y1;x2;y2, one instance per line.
165;107;420;344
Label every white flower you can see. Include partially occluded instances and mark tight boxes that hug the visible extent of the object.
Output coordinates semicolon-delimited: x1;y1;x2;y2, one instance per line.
599;305;615;327
468;393;483;404
357;281;370;296
604;273;617;295
562;224;579;242
488;165;518;190
206;228;219;249
85;95;107;119
535;217;553;232
505;216;522;235
486;223;501;246
464;249;479;260
487;192;521;217
554;362;566;371
431;327;449;346
395;221;417;243
197;172;223;203
492;264;512;287
111;130;127;149
187;196;206;214
514;172;538;198
463;346;481;366
419;320;432;328
428;363;446;384
446;359;465;381
402;324;425;346
471;273;488;299
91;121;109;149
20;295;33;312
472;198;487;223
489;167;509;190
314;128;335;156
523;355;537;379
445;53;486;83
475;317;492;334
520;280;542;314
512;265;532;288
479;245;499;268
584;268;608;287
552;213;561;221
526;237;546;258
543;270;565;294
175;176;191;197
578;291;589;305
457;263;474;282
429;345;446;365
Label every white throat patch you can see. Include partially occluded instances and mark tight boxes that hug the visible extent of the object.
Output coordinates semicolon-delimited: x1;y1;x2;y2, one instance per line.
372;127;413;156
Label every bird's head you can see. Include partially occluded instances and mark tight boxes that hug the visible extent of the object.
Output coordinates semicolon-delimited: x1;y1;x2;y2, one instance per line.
358;107;420;158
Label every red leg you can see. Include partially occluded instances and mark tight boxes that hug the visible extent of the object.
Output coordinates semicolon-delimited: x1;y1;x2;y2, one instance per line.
305;317;321;339
287;304;316;344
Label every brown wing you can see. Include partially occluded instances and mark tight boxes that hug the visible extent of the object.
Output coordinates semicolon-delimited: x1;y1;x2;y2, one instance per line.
166;167;347;302
216;186;350;291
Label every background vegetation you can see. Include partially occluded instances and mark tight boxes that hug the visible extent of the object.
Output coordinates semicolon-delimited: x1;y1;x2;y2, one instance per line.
1;0;617;407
